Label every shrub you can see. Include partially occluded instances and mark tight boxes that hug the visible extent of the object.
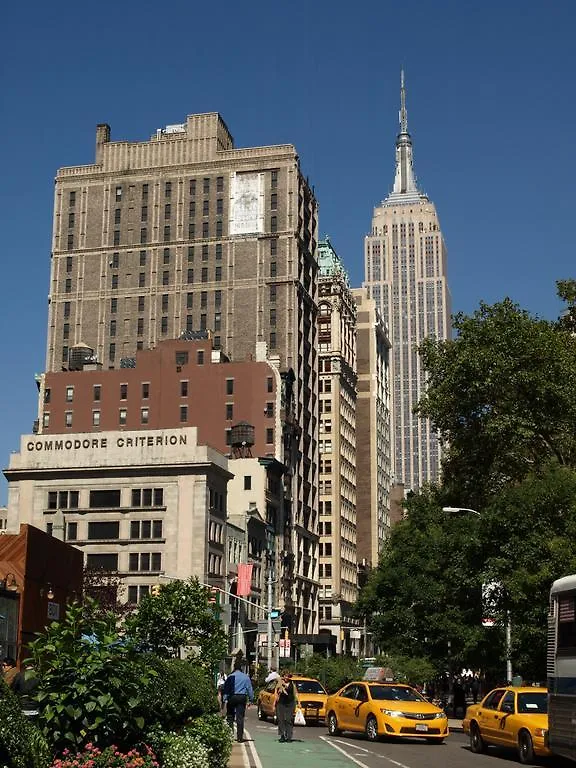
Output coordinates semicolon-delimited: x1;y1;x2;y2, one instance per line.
0;681;50;768
49;743;158;768
140;656;218;731
184;714;233;768
30;600;155;753
161;731;210;768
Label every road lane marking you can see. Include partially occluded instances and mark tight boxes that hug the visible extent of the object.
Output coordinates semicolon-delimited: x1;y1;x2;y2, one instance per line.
243;730;263;768
321;736;415;768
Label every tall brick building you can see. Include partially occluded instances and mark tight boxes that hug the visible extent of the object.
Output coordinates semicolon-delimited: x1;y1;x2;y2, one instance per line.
44;113;319;635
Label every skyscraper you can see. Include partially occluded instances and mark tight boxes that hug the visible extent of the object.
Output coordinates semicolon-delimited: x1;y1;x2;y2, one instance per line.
363;73;451;491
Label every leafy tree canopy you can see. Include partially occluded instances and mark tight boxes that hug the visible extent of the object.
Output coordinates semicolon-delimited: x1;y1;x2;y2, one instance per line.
125;578;226;672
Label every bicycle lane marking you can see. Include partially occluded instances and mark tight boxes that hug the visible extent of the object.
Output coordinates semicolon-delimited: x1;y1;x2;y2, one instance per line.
320;736;414;768
245;727;359;768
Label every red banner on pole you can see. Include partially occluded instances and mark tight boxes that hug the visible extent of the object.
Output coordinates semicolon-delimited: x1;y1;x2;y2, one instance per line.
237;563;253;597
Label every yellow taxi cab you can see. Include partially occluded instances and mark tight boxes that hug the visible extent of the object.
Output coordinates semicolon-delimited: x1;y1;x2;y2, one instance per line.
325;681;448;743
462;685;550;764
257;675;328;724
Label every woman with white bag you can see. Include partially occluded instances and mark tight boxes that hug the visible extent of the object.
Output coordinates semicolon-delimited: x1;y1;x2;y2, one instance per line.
274;671;301;742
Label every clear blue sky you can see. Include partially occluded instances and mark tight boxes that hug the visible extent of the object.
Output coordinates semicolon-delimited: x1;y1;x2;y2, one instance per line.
1;0;574;502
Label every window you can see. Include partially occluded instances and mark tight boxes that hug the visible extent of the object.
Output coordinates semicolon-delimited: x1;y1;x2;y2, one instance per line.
269;332;277;349
62;346;69;363
110;319;117;337
87;553;118;571
141;205;148;222
244;476;252;490
165;181;172;198
202;199;209;216
137;341;143;350
67;522;78;540
65;386;74;402
88;521;120;540
118;408;127;425
186;315;193;331
197;350;204;364
140;228;147;244
214;312;221;331
180;405;188;422
271;169;278;189
187;246;195;262
69;190;76;207
64;301;71;318
67;234;74;250
226;378;234;395
176;351;189;366
131;488;163;508
270;308;276;326
113;230;120;246
162;294;169;312
202;222;209;238
66;255;73;272
115;186;122;202
188;223;195;238
91;410;100;427
120;383;128;400
200;267;207;283
216;176;224;192
93;384;101;401
270;285;276;302
215;290;222;307
202;244;209;260
65;278;72;293
186;292;193;309
203;177;210;193
215;243;222;260
164;203;171;219
109;343;116;362
163;225;170;241
270;238;277;255
114;208;121;225
111;274;118;289
270;193;277;210
63;323;70;339
226;403;233;420
265;402;274;417
161;316;168;334
200;291;207;308
225;428;232;445
189;200;196;217
216;198;223;215
190;179;196;195
43;412;50;428
142;382;149;399
140;407;149;424
142;184;149;199
266;428;273;444
180;380;188;397
187;268;194;284
139;250;147;266
110;297;118;314
138;298;145;316
163;248;170;264
267;376;273;393
270;215;277;233
137;318;144;336
270;261;277;278
89;489;121;508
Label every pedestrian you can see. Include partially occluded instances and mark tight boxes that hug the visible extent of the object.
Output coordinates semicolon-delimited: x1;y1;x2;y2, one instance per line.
222;660;254;743
216;670;227;713
2;657;18;690
274;670;298;743
453;679;467;717
470;675;480;705
265;666;280;684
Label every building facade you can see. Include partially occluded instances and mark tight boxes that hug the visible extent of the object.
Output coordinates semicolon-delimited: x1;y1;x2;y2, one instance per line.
362;73;451;490
316;238;359;653
4;428;231;603
46;112;319;635
352;289;392;570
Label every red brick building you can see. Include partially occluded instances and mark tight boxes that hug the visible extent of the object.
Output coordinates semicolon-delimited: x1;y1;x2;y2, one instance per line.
37;336;281;459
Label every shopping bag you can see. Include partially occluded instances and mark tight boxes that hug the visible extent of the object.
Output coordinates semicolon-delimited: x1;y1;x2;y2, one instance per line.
294;708;306;726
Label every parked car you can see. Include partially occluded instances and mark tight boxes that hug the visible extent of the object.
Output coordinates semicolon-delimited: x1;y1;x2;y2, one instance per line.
257;675;328;724
325;681;448;743
462;686;550;764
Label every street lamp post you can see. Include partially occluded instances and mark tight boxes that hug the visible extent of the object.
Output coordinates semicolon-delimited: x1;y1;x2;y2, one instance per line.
442;505;513;683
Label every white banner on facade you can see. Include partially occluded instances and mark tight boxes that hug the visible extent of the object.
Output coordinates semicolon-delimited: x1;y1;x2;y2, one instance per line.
229;172;264;235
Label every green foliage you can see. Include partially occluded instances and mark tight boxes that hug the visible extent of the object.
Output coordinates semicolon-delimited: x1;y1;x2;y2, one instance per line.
375;654;436;686
0;681;50;768
184;714;233;768
417;298;576;504
125;578;226;673
30;599;155;753
139;656;219;731
160;731;210;768
49;743;158;768
291;654;364;693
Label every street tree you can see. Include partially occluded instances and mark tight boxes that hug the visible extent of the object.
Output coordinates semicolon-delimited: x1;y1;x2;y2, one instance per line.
125;578;227;672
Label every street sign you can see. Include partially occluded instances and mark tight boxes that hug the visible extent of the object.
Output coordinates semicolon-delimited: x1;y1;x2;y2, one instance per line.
257;620;281;633
270;610;280;619
279;638;291;658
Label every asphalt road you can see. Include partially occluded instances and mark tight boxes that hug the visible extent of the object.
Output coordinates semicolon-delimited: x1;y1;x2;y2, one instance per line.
243;708;564;768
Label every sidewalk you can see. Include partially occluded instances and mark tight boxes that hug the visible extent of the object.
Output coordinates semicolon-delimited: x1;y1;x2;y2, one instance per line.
229;719;464;768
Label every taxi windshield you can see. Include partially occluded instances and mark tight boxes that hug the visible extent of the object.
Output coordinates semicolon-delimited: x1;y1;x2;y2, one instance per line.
294;680;326;695
369;685;425;702
517;692;548;714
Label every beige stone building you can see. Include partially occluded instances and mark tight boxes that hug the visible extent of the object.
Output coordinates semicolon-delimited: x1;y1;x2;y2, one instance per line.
363;73;451;490
45;112;319;636
316;239;359;654
352;289;392;570
4;428;230;603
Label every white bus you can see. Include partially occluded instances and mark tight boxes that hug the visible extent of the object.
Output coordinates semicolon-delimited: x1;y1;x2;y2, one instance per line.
548;574;576;761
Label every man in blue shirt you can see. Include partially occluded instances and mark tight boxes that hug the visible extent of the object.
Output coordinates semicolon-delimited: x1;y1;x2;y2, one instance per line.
222;660;254;742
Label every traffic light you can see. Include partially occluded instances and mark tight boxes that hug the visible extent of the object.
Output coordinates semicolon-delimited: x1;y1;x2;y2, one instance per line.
208;586;219;605
151;584;161;597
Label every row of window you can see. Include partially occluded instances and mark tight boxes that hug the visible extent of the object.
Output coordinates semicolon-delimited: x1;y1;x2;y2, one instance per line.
84;551;160;572
47;488;164;510
65;520;163;541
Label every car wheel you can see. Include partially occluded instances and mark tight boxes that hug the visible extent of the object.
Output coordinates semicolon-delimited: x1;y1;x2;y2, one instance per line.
470;723;486;753
365;715;379;742
257;704;267;721
518;730;534;765
327;712;341;736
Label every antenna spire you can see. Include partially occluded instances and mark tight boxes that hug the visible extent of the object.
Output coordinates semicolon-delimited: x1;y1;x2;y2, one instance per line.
399;68;408;133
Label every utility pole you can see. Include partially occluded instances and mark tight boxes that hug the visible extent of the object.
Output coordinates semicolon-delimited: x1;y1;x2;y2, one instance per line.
505;613;512;682
267;571;273;670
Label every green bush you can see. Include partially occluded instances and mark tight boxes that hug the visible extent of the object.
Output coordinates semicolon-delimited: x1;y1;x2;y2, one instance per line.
291;655;365;693
139;657;219;731
184;714;233;768
0;681;50;768
30;600;155;753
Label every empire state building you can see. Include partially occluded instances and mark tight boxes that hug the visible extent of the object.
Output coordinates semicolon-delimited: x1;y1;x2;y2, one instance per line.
363;72;451;490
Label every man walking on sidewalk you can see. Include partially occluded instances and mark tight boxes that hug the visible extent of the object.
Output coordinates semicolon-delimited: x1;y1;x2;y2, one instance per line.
223;660;254;743
275;671;298;743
